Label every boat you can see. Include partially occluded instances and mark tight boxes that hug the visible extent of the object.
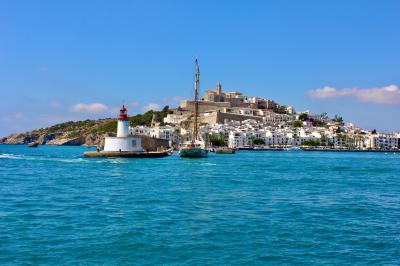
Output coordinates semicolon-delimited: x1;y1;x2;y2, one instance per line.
215;147;235;154
237;145;253;150
27;142;39;148
179;59;208;158
284;146;302;151
180;142;208;157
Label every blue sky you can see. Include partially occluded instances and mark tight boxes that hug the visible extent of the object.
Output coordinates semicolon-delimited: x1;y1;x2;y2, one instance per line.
1;0;400;136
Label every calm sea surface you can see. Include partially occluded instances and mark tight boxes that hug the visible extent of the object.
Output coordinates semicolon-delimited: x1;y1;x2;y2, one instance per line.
0;145;399;265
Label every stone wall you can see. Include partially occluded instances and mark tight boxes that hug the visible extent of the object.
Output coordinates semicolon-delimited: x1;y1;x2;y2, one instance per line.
200;111;264;124
180;100;231;113
131;135;169;151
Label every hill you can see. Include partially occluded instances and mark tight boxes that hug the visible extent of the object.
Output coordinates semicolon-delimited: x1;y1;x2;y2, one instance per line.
0;107;171;146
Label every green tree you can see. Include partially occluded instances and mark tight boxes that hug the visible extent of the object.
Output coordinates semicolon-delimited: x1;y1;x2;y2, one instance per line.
161;105;169;113
252;137;265;146
293;120;303;127
299;113;309;121
312;120;326;127
333;115;344;125
301;140;320;146
273;105;288;114
129;106;171;127
209;133;225;147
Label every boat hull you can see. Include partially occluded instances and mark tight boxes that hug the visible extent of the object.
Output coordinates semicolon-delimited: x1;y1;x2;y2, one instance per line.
179;148;208;158
215;148;235;154
27;142;39;148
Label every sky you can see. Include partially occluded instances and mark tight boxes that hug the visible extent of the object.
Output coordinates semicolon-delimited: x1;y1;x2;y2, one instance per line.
1;0;400;136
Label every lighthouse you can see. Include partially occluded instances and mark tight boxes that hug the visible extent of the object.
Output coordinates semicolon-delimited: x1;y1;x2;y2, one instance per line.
117;105;129;137
103;105;143;152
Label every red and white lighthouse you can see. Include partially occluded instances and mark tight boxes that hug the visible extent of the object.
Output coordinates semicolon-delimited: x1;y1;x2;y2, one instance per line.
117;105;129;137
103;105;142;152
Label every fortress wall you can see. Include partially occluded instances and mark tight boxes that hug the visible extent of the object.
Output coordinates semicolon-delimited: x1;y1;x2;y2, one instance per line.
180;100;231;113
200;112;264;124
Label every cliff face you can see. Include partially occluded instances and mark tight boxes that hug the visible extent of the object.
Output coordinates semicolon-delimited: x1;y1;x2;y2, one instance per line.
0;119;116;147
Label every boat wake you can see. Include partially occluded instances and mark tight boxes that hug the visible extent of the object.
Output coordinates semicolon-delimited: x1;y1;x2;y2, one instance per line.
0;153;88;164
0;153;24;159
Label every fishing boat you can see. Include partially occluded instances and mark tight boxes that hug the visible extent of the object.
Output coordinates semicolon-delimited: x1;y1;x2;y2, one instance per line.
179;59;208;158
27;142;39;148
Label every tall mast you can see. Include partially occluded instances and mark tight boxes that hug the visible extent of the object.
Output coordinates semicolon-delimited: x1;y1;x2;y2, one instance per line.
193;59;200;141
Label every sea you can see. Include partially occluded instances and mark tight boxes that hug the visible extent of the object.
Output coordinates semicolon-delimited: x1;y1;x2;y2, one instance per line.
0;145;399;265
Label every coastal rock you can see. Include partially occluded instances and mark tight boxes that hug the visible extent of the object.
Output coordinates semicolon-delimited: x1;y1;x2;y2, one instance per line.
0;133;36;144
37;133;62;144
46;136;86;146
83;133;106;147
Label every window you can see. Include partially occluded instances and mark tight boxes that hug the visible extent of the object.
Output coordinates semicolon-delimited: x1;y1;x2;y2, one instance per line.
132;140;136;147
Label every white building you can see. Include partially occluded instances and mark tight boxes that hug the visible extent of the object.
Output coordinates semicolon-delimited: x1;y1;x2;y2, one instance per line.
366;134;399;150
129;125;180;146
163;114;187;124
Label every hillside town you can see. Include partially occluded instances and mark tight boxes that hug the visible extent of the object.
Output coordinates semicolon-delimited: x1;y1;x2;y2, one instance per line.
130;83;400;151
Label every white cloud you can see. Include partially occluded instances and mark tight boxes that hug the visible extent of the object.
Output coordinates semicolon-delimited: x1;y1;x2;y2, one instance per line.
308;84;400;105
142;103;160;112
70;103;109;113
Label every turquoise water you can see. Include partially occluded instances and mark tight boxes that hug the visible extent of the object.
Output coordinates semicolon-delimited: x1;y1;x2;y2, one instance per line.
0;145;399;265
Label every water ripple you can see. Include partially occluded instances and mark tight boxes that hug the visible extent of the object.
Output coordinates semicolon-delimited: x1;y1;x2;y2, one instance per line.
0;145;399;265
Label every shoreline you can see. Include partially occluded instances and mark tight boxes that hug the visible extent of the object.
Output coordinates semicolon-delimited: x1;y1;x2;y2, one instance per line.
1;143;399;153
237;147;400;153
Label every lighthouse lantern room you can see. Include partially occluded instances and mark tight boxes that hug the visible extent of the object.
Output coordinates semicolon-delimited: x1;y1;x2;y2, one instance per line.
103;105;143;152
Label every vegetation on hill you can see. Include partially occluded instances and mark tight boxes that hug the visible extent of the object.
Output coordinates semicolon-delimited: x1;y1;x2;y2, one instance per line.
47;119;99;133
333;115;344;125
272;105;289;114
293;120;303;127
129;106;170;127
1;106;173;145
92;120;117;133
298;113;309;121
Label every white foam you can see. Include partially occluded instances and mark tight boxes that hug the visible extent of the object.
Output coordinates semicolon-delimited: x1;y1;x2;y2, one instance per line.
0;153;23;159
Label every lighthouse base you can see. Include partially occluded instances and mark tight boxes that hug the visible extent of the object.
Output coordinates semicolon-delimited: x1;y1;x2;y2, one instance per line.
104;137;143;152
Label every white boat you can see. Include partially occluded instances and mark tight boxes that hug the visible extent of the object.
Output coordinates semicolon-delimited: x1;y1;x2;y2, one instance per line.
284;146;302;151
